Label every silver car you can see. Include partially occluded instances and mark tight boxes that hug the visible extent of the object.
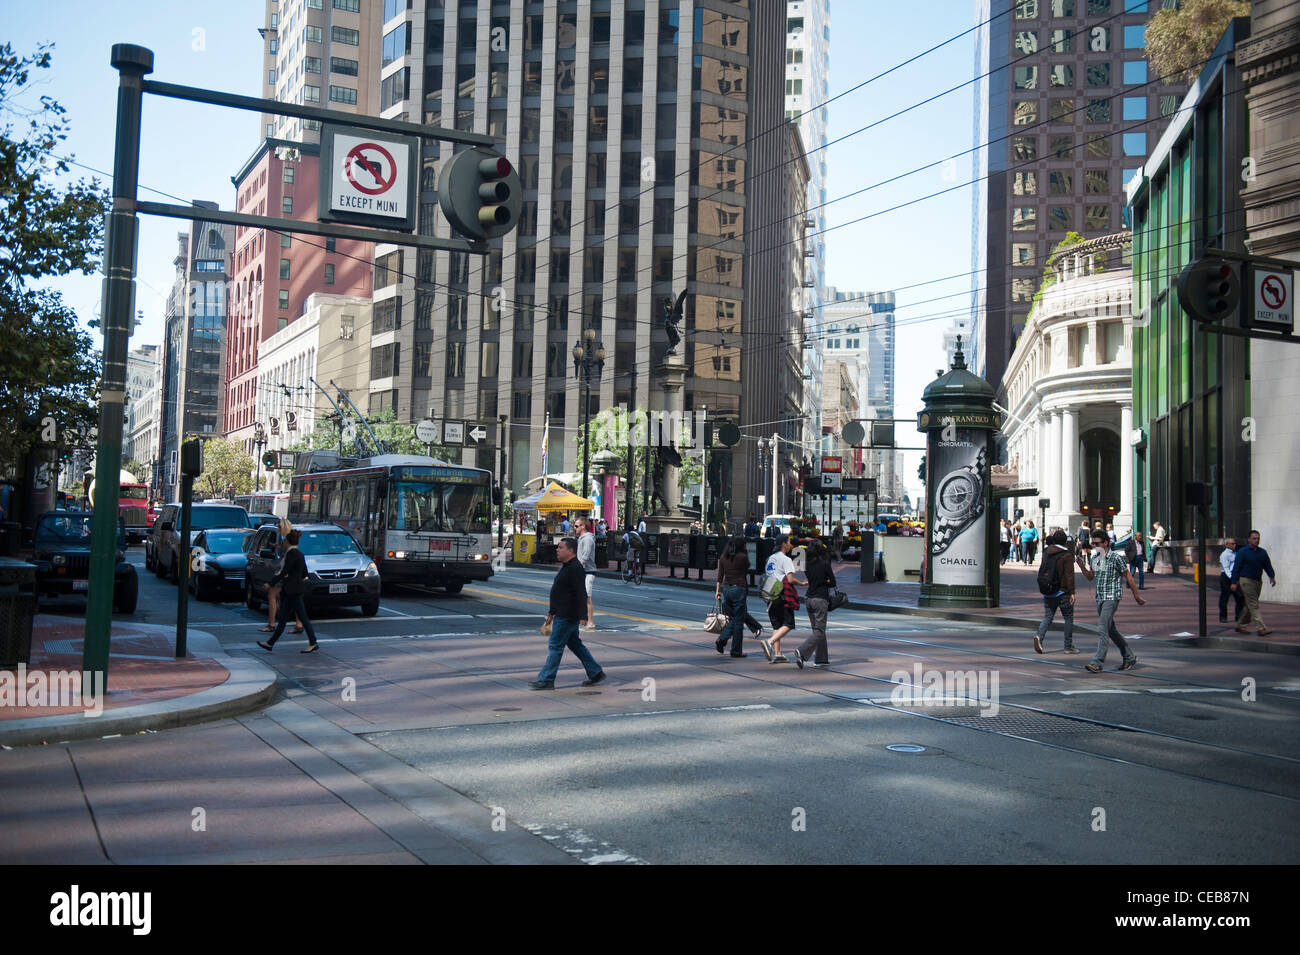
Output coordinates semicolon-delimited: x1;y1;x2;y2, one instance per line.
245;523;381;617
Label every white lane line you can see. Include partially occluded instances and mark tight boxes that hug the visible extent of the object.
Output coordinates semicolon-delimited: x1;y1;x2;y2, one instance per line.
1144;687;1234;694
1057;689;1141;695
475;613;542;618
380;606;415;617
603;703;772;718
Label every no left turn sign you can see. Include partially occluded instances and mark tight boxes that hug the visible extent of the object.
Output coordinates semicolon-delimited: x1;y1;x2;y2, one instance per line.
345;142;398;196
1252;267;1294;331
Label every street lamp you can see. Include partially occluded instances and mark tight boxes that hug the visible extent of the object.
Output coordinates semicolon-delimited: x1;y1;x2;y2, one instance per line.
572;326;606;501
253;422;267;493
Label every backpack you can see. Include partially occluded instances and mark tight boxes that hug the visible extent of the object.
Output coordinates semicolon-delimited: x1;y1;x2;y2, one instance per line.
1036;550;1063;595
760;571;784;604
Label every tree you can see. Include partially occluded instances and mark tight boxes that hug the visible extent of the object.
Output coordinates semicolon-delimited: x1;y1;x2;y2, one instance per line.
120;459;149;484
572;407;702;506
1146;0;1250;84
195;437;256;499
0;45;108;477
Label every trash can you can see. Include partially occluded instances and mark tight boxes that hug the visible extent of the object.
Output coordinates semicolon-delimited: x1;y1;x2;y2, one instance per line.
859;532;876;582
0;557;37;667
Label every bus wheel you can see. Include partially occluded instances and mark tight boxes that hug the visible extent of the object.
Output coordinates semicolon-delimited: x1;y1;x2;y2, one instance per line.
360;597;379;617
443;581;464;595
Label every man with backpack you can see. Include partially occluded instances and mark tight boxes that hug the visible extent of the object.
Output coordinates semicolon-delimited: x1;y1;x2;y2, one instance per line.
758;535;806;664
1033;529;1078;654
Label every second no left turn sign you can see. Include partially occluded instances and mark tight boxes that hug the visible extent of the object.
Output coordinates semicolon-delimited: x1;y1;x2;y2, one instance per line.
345;142;398;195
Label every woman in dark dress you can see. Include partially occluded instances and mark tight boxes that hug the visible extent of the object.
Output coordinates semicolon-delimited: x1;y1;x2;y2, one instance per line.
257;530;319;653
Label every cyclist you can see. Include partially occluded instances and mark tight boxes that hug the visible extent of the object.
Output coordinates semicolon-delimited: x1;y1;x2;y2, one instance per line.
622;528;645;582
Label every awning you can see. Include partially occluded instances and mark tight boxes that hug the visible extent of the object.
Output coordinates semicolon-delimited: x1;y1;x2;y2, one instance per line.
512;481;595;513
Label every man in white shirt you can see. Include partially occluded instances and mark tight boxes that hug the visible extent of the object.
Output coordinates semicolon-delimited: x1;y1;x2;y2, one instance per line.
759;535;806;663
575;516;597;630
1218;537;1243;624
637;513;647;534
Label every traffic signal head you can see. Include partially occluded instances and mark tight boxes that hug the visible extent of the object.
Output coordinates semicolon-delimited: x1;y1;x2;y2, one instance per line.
262;452;277;470
438;147;523;240
1177;257;1241;324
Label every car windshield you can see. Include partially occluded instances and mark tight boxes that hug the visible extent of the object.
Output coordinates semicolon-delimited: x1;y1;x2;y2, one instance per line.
121;486;148;499
203;531;252;554
191;507;252;531
297;531;362;556
36;514;93;541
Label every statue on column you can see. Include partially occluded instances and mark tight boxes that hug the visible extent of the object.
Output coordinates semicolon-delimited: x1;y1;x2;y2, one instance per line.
663;290;686;357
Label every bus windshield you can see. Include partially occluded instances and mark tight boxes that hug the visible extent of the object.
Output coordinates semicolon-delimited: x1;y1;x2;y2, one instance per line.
121;486;148;499
388;480;490;534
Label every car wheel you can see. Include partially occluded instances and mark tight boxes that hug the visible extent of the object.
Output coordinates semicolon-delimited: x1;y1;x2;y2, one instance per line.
153;551;167;577
360;597;380;617
114;569;139;615
245;580;261;611
145;549;155;572
443;580;464;595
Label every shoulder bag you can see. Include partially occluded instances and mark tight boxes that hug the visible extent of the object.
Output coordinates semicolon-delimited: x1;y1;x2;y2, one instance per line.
703;597;729;634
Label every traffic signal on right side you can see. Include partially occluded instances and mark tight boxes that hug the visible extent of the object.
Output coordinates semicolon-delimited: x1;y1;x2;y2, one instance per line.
1176;257;1241;324
438;147;523;240
262;451;276;470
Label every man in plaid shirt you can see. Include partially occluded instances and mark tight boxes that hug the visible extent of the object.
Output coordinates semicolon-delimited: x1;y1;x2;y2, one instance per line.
1076;529;1147;671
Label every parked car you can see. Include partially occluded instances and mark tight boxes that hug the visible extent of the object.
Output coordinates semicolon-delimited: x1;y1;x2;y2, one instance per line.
248;512;281;528
244;523;380;617
189;528;256;601
146;502;252;582
29;511;138;613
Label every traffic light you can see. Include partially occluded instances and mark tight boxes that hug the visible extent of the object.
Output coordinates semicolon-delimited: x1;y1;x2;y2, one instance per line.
1176;257;1241;324
262;451;277;470
438;147;523;240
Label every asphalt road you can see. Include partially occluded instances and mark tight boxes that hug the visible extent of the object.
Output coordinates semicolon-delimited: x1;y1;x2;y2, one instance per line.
30;547;1300;864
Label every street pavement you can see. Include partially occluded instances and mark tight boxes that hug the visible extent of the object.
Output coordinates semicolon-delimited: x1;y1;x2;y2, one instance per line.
2;546;1298;864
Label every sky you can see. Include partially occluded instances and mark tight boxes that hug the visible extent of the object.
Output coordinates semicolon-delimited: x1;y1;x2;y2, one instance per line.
10;0;980;509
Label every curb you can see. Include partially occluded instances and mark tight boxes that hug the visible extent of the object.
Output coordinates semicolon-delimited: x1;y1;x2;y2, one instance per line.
588;567;1299;654
0;625;279;748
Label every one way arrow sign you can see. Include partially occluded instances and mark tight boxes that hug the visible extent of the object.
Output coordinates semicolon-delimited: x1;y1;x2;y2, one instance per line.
467;426;488;444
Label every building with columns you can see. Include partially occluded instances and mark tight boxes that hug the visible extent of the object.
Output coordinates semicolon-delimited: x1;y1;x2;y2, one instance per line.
1001;232;1134;534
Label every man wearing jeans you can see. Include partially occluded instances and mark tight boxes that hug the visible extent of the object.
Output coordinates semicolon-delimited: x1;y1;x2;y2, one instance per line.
1076;530;1147;672
1033;530;1077;654
530;537;605;689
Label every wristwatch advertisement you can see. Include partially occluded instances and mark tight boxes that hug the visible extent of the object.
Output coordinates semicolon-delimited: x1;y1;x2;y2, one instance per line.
929;431;987;586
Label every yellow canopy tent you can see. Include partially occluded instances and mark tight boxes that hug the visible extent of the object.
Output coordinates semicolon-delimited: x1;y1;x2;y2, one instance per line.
533;482;595;514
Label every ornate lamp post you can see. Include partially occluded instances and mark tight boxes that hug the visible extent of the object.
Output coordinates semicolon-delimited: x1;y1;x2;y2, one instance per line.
253;422;267;493
572;326;606;501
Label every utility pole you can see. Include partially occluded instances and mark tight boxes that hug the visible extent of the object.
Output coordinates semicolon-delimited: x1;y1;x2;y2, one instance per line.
497;413;508;550
625;363;637;530
771;432;780;515
701;404;708;531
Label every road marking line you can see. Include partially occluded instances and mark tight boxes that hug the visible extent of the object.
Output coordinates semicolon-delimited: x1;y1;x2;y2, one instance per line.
380;606;415;617
603;703;772;718
463;587;690;628
1144;687;1234;694
1056;689;1141;695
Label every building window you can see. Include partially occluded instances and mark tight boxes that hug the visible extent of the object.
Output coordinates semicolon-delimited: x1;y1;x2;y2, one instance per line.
1088;26;1110;52
371;342;401;379
340;316;354;340
1122;132;1147;156
1049;171;1073;195
1012;278;1035;303
1122;97;1147;121
787;16;803;32
1014;67;1037;90
332;26;360;46
1048;65;1073;87
334;0;361;11
1086;134;1111;158
1085;205;1110;231
1086;98;1111;122
374;297;402;334
1012;207;1037;231
269;38;277;54
280;258;291;280
325;237;336;253
330;86;358;105
303;85;320;103
268;68;276;85
1050;134;1073;159
1012;171;1037;196
445;342;465;377
1013;102;1037;126
374;251;402;288
331;57;359;76
1051;0;1075;14
1012;136;1037;161
283;165;295;184
1015;32;1038;55
785;78;802;96
1011;243;1036;267
278;290;290;309
382;24;409;67
1015;0;1038;17
1085;169;1110;193
381;69;409;110
305;25;322;44
282;196;293;214
1051;29;1073;53
281;232;292;248
1049;98;1074;123
1048;206;1074;231
512;391;531;420
325;264;335;285
1123;61;1147;85
1159;95;1178;118
1087;63;1111;86
304;56;321;74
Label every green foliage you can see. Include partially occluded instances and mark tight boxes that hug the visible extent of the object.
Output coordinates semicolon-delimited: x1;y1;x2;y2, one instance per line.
120;459;149;484
196;437;256;499
275;408;452;481
1146;0;1250;83
0;44;109;476
1027;231;1089;322
573;406;649;487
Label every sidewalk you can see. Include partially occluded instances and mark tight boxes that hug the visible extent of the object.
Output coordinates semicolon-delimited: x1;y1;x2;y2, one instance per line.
0;618;276;746
590;556;1300;654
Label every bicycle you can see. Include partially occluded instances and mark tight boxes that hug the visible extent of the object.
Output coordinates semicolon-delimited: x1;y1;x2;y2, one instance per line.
623;551;644;585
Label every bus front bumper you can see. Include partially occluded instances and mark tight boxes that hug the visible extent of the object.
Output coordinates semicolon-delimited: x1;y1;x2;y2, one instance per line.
378;557;493;584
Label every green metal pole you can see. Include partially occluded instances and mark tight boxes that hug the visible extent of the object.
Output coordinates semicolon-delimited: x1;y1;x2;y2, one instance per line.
83;44;154;684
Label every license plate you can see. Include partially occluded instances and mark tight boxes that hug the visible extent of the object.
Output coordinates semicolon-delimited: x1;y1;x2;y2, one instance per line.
328;583;347;594
429;540;451;551
72;580;89;591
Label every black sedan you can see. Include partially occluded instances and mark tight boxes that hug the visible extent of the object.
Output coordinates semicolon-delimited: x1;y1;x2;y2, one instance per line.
189;528;255;601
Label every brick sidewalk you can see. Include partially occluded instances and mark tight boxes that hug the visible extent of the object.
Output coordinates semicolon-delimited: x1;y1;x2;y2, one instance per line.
0;617;229;720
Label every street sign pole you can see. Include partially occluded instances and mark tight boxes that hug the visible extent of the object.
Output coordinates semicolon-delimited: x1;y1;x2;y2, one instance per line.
84;44;154;685
498;414;508;551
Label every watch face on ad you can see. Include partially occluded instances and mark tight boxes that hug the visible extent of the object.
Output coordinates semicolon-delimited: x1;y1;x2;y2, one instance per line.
929;431;986;586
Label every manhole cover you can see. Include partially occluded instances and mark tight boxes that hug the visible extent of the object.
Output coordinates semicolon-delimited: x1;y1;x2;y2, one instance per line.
493;707;522;712
886;744;927;753
938;709;1116;734
296;678;332;688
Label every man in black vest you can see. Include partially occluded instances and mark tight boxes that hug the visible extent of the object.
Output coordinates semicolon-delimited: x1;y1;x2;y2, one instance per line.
530;537;605;689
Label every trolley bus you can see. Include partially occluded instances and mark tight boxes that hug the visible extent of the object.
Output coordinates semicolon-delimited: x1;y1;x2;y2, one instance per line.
287;453;494;592
234;490;290;519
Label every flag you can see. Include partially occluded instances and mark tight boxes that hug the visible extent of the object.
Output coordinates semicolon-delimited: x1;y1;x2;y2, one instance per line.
540;411;549;478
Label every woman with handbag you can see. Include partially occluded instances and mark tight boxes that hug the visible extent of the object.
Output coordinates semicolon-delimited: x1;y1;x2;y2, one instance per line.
257;529;319;653
790;540;835;669
713;535;751;657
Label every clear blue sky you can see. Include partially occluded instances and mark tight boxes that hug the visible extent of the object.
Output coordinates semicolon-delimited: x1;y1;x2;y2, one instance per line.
11;1;979;505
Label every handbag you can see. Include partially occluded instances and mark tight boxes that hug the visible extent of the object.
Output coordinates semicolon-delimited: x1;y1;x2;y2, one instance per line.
704;596;729;634
829;588;849;612
540;615;553;636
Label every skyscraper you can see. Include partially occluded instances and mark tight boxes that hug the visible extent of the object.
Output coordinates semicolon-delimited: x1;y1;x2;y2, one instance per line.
371;1;802;523
971;0;1184;387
